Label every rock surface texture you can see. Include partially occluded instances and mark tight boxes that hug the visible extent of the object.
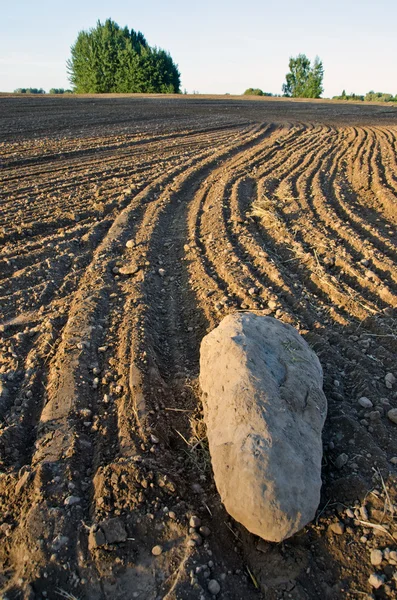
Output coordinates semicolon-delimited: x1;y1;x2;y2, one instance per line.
200;313;327;542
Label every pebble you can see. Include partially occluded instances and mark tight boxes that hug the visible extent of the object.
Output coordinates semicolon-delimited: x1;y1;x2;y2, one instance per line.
125;240;135;248
189;515;201;528
268;299;278;310
335;453;349;469
389;550;397;564
358;397;373;409
329;521;345;535
368;573;384;589
119;263;139;276
199;526;211;537
64;496;81;506
385;373;396;389
387;409;397;424
208;580;221;595
158;268;166;277
370;549;383;566
151;545;163;556
248;287;257;296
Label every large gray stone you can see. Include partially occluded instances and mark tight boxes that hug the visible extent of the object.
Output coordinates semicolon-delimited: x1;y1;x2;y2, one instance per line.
199;313;327;542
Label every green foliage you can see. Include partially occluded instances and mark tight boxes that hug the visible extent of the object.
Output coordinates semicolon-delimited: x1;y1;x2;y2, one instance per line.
282;54;324;98
364;90;396;102
332;91;364;101
333;90;397;102
49;88;73;94
243;88;273;96
67;19;180;94
14;88;45;94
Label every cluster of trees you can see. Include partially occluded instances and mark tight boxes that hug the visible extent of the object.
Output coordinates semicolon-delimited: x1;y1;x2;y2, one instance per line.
67;19;180;94
333;90;397;102
14;88;45;94
282;55;324;98
14;88;73;94
244;55;324;99
243;88;273;97
49;88;73;94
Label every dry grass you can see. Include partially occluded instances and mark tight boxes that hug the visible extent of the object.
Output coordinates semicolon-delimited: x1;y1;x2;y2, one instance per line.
175;409;211;475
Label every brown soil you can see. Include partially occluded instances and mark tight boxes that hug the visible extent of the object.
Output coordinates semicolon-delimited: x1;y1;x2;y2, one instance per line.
0;95;396;600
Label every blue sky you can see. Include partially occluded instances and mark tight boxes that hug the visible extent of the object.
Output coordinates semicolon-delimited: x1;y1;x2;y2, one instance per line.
0;0;396;96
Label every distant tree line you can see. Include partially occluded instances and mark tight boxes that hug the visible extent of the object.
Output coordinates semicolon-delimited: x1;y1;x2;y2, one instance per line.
14;88;73;94
333;90;397;102
67;19;180;94
49;88;73;94
243;88;274;97
14;88;46;94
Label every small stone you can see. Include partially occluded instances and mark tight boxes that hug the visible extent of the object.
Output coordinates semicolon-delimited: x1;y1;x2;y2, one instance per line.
119;262;139;276
199;526;211;537
369;411;381;422
370;549;383;566
208;580;221;596
358;397;373;409
189;515;201;528
368;573;384;589
158;268;166;277
385;373;396;389
150;434;159;444
152;545;163;556
335;453;348;469
168;511;176;520
387;409;397;424
248;287;257;296
345;508;355;519
100;518;127;544
329;521;345;535
360;536;368;543
64;496;81;506
267;300;278;310
126;240;135;248
388;550;397;564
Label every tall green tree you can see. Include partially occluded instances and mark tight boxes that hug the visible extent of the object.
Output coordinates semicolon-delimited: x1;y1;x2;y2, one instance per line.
282;54;324;98
67;19;180;94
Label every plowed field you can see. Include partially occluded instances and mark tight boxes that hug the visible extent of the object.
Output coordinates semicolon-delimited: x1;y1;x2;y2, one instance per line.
1;96;397;600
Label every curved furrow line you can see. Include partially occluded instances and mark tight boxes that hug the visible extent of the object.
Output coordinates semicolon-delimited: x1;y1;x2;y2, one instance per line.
247;127;396;324
0;125;259;466
1;130;236;196
375;126;397;192
0;124;274;593
367;127;397;222
286;127;397;310
318;131;397;292
187;128;345;327
313;129;397;279
194;129;353;328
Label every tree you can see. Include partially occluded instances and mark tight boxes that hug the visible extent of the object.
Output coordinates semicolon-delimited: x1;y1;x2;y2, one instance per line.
282;54;324;98
67;19;180;94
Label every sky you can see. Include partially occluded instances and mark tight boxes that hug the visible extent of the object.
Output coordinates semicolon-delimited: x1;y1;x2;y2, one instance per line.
0;0;396;97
